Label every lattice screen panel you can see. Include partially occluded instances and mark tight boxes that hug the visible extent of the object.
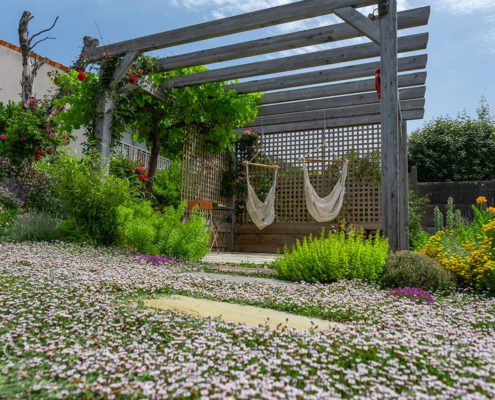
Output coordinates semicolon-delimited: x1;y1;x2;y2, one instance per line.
181;130;229;207
241;124;382;226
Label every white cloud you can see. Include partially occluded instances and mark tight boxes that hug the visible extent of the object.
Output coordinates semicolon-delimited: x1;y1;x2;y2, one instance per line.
174;0;296;15
435;0;495;14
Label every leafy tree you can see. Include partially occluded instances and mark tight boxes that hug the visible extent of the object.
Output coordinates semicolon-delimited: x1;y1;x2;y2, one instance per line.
408;99;495;182
54;56;261;196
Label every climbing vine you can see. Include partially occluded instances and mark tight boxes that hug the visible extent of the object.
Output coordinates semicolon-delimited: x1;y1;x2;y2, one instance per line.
53;55;261;194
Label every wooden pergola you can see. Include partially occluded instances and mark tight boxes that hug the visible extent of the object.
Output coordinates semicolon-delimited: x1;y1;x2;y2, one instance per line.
83;0;430;251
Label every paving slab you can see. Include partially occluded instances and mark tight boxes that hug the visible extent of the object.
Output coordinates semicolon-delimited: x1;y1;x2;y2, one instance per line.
145;295;346;332
202;252;278;265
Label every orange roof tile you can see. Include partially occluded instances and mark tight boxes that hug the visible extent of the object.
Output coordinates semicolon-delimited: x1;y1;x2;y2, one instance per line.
0;38;69;72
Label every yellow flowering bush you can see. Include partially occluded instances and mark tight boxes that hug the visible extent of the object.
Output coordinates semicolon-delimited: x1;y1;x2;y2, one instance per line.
420;197;495;291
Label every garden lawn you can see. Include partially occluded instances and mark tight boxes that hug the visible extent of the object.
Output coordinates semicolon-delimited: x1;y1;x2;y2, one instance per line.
1;243;495;399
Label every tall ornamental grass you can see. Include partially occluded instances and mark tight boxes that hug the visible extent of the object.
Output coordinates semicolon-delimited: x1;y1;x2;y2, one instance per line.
274;227;389;283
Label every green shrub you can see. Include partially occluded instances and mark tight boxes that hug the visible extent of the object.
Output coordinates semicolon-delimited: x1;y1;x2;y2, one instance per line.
151;160;182;208
274;227;389;283
408;99;495;182
0;101;71;166
117;201;210;261
381;251;456;293
0;206;19;240
409;191;430;250
8;212;60;242
109;155;148;192
39;154;135;245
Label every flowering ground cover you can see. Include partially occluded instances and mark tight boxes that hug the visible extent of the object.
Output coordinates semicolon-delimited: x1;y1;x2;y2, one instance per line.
1;242;495;399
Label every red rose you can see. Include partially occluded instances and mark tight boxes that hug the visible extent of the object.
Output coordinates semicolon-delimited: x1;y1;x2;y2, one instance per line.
128;74;136;84
0;133;6;141
77;71;86;81
138;175;147;182
34;149;44;161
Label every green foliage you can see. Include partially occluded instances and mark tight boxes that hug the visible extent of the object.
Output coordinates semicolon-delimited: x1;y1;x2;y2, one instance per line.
274;226;389;283
55;58;261;158
109;155;148;192
420;198;495;291
434;206;444;233
433;197;464;234
39;154;135;244
8;211;60;242
409;99;495;182
409;191;430;250
0;206;19;240
52;69;107;150
151;160;182;208
117;201;210;261
0;156;58;213
0;101;70;165
220;129;273;202
381;251;456;293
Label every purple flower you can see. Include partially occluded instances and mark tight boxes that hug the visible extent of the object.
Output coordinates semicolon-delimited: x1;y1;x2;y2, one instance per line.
387;287;435;305
132;254;177;265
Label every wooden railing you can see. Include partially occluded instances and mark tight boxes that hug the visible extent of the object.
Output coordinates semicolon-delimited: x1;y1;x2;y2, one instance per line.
117;142;171;170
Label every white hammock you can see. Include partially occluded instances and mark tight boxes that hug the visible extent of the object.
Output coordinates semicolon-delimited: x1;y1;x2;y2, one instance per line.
303;160;349;223
245;163;278;230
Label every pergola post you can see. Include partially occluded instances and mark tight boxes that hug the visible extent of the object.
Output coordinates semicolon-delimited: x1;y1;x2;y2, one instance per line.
398;119;410;250
379;0;400;251
94;93;114;167
94;51;139;170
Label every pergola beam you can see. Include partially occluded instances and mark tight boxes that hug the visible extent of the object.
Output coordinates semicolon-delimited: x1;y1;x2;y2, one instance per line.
228;54;427;94
109;51;139;89
259;86;425;116
161;33;427;89
237;109;424;134
137;80;169;103
85;0;378;59
156;7;429;72
259;71;426;104
333;6;380;43
250;99;424;127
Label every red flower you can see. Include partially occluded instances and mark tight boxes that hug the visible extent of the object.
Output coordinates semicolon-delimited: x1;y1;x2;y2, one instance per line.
77;71;86;81
63;140;70;146
0;133;6;141
34;149;44;161
138;175;147;182
128;74;136;84
28;98;37;105
20;135;28;142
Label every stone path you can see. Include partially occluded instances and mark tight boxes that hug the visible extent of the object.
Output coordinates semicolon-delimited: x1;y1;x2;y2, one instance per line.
186;272;293;285
145;295;346;332
202;252;278;265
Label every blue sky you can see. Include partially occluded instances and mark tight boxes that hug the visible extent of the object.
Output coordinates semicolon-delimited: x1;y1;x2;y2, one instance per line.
1;0;494;132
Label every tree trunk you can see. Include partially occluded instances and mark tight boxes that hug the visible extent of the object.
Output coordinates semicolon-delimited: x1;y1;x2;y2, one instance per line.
18;11;33;109
145;119;161;197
